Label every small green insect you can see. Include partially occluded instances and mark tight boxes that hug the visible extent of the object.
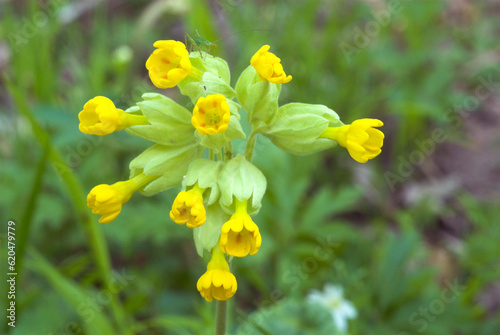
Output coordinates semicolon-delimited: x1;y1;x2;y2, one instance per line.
185;29;218;58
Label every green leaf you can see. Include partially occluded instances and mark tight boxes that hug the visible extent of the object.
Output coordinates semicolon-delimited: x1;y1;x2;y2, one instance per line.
16;138;49;274
300;186;362;227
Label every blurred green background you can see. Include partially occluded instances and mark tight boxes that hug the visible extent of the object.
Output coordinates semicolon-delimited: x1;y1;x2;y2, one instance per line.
1;0;499;334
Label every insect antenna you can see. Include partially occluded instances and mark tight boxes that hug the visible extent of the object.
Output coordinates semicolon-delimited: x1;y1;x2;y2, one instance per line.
212;28;273;44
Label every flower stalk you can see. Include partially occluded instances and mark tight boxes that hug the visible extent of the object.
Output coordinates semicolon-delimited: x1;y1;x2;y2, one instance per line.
215;299;228;335
244;124;265;161
244;131;258;161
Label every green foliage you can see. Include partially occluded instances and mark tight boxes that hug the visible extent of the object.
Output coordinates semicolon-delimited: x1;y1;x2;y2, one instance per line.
26;249;117;335
458;194;500;297
236;299;341;335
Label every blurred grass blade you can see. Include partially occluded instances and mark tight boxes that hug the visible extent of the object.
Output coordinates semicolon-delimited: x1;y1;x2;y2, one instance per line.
26;248;117;335
2;74;132;335
0;134;49;333
132;0;187;50
16;135;50;275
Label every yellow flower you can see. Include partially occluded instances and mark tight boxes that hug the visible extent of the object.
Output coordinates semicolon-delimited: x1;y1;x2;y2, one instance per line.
146;40;194;89
79;96;149;135
320;118;384;163
197;247;237;302
250;45;292;84
169;184;207;228
87;173;156;223
220;200;262;257
191;94;231;135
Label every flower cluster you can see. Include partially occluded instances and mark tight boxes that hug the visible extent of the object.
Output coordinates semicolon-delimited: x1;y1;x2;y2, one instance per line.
79;40;384;302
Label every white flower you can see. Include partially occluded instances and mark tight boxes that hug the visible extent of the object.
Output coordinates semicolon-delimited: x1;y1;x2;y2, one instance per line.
307;284;357;333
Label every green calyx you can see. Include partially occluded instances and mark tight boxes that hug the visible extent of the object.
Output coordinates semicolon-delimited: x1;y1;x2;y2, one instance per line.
193;202;229;257
178;53;236;104
129;143;203;196
261;103;344;156
218;155;267;216
235;65;281;125
184;159;223;206
125;93;196;146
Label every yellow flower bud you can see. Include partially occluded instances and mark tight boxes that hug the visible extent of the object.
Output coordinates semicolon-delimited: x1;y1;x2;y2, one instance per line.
197;247;237;302
146;40;193;89
191;94;231;135
169;184;207;228
87;173;157;223
220;200;262;258
320;118;384;163
79;96;149;135
250;45;292;84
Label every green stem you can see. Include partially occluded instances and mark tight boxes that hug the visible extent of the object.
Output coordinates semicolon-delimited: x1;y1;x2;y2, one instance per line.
226;141;233;162
244;131;258;161
244;124;266;161
215;300;228;335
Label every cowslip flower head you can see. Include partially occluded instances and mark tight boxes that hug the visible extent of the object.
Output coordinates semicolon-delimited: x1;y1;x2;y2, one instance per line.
191;94;231;135
79;96;149;135
197;246;237;302
307;284;357;333
146;40;195;89
220;199;262;257
169;184;206;228
250;45;292;84
87;173;157;223
320;118;384;163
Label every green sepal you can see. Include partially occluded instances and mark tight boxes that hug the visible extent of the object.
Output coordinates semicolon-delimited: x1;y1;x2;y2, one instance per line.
193;203;229;257
184;159;223;205
261;103;343;156
129;143;202;196
235;65;281;125
189;52;231;84
179;72;236;104
218;155;267;216
178;53;236;105
125;93;196;146
227;99;242;120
